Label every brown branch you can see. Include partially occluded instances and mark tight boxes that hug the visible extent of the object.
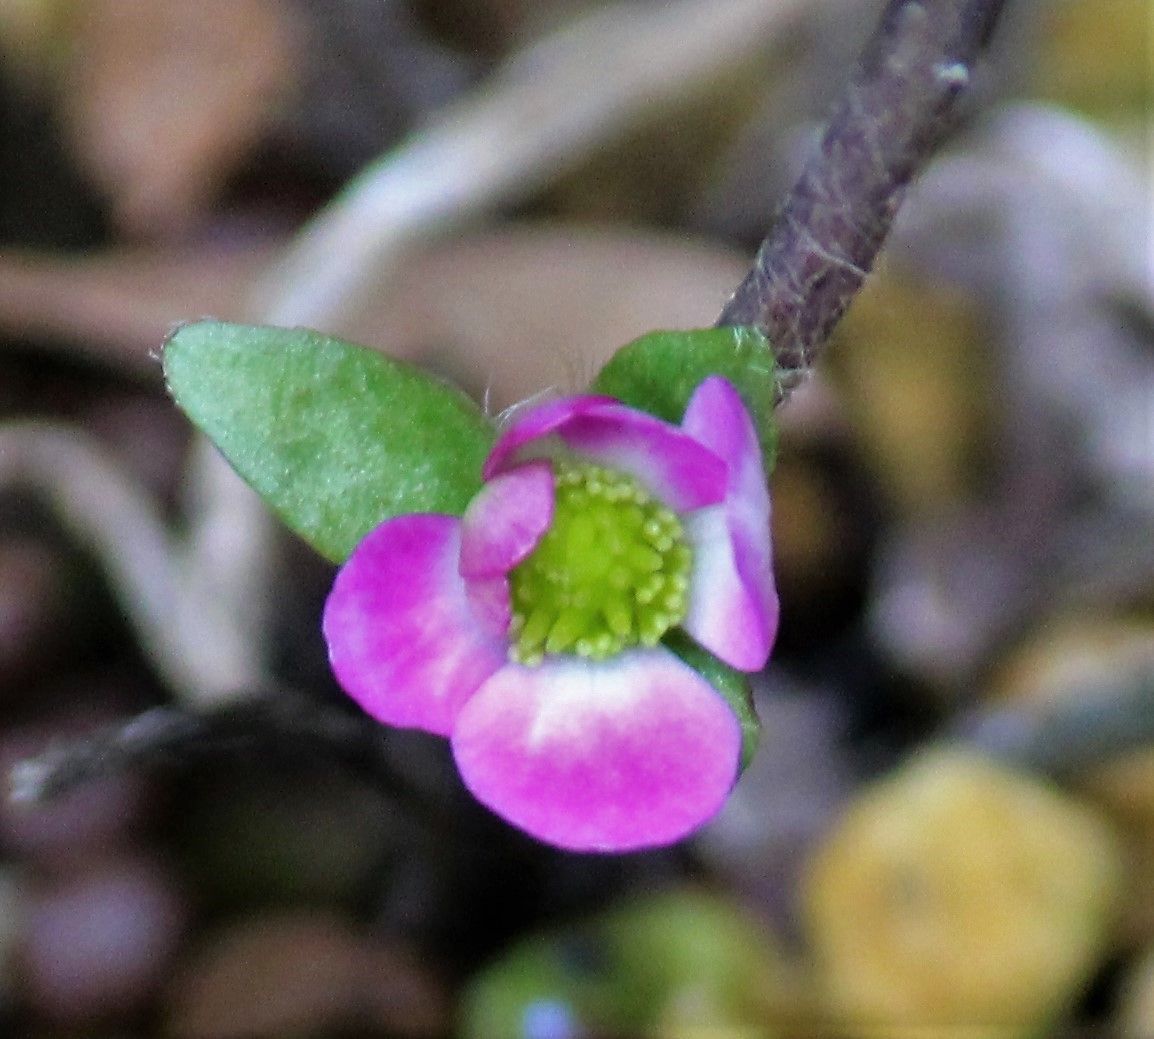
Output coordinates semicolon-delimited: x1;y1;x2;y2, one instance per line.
8;689;452;826
718;0;1006;400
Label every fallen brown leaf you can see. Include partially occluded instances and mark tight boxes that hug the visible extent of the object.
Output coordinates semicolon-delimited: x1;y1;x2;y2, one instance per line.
0;243;275;376
59;0;304;238
0;225;749;406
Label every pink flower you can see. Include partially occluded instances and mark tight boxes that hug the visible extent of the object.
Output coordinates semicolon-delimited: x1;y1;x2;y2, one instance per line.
323;376;778;852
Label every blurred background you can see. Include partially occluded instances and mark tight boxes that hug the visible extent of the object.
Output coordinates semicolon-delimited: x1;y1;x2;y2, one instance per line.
0;0;1149;1035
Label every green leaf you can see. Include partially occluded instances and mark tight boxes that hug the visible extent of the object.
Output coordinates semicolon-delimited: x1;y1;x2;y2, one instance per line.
664;631;759;771
590;327;779;469
163;321;494;563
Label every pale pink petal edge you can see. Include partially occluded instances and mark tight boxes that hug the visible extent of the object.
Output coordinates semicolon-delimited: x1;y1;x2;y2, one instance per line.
681;506;776;671
459;461;554;579
451;650;742;852
680;377;779;670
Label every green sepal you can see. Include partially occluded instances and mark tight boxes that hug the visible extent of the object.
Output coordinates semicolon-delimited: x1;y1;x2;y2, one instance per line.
590;327;779;469
163;321;494;563
664;631;759;772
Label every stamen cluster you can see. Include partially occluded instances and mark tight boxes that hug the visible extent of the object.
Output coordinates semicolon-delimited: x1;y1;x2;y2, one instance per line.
508;461;692;665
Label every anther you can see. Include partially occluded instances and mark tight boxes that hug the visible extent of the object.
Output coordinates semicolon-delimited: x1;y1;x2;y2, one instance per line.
507;459;693;665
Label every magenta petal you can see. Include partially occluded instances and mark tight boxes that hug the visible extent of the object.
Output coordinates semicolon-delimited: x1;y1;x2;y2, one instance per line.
557;410;727;512
451;650;742;852
460;461;554;579
680;377;779;671
464;574;513;641
487;397;726;512
483;396;617;479
323;515;507;736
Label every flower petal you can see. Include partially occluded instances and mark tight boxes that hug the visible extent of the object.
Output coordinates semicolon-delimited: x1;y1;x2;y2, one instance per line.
463;574;513;641
451;650;742;852
681;506;775;671
679;377;778;671
459;461;554;579
323;515;507;735
482;396;617;479
486;397;726;513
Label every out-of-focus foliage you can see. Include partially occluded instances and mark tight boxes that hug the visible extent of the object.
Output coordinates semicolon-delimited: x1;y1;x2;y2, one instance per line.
460;888;808;1039
990;618;1154;818
165;908;448;1038
988;617;1154;947
803;750;1125;1038
1;0;304;236
1032;0;1151;127
1117;946;1154;1038
0;0;475;239
826;274;991;515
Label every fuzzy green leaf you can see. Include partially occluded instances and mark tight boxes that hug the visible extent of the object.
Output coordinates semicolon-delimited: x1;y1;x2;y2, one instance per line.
163;321;494;563
590;327;779;468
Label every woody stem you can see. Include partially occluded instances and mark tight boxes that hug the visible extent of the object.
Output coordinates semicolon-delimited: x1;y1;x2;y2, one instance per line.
717;0;1007;402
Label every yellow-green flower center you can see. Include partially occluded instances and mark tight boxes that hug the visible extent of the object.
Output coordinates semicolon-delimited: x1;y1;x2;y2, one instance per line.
507;461;692;665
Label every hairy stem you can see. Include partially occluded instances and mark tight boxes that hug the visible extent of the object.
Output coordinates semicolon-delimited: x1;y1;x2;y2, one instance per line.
718;0;1006;400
